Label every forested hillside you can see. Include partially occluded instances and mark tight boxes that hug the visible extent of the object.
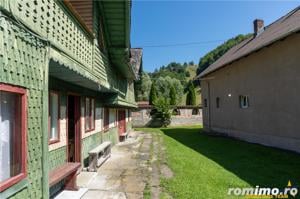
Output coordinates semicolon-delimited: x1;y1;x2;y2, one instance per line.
134;62;199;105
149;61;194;86
196;34;252;75
134;34;252;106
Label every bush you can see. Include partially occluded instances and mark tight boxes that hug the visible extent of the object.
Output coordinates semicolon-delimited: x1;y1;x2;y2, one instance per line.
152;97;171;127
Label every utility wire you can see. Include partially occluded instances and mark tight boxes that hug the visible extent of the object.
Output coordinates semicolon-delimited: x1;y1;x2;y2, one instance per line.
139;39;225;48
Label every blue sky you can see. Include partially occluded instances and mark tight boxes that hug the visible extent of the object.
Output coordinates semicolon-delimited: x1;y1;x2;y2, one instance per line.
131;1;299;72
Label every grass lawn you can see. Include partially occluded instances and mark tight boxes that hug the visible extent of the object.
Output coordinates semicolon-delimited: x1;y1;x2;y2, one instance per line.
138;126;300;199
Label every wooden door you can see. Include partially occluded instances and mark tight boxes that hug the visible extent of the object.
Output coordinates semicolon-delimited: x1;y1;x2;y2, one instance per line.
67;95;81;163
118;110;126;135
74;96;81;163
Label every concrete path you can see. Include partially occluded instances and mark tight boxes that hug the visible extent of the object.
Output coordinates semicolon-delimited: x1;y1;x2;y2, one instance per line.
77;131;162;199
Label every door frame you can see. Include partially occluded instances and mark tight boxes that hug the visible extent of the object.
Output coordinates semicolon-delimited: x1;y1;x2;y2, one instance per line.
117;109;126;135
66;94;81;163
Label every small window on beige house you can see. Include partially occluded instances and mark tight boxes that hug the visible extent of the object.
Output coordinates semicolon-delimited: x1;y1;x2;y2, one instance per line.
216;97;220;108
204;99;207;107
239;95;249;109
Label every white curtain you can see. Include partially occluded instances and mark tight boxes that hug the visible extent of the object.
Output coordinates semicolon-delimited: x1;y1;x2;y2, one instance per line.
0;91;15;182
85;98;90;130
109;109;116;128
50;93;58;140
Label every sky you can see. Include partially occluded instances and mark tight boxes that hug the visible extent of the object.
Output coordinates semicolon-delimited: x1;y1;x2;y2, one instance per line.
131;1;300;72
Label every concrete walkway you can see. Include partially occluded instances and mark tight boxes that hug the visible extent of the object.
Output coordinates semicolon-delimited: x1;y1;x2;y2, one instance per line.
77;131;161;199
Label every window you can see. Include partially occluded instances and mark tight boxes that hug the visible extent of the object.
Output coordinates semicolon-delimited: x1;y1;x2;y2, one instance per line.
103;108;109;131
216;97;220;108
0;84;27;192
85;97;95;132
239;95;249;109
204;99;208;107
49;92;60;144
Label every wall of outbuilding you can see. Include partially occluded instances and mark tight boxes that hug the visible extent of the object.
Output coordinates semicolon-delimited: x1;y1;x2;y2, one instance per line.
201;33;300;153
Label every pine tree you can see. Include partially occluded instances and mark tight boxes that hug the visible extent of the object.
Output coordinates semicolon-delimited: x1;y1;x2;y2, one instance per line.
186;83;196;105
169;85;177;105
149;82;158;105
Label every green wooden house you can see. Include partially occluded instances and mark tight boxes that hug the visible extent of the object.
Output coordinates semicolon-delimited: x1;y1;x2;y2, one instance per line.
0;0;142;198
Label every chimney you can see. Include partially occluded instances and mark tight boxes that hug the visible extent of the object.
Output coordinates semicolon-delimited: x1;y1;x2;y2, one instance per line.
253;19;264;36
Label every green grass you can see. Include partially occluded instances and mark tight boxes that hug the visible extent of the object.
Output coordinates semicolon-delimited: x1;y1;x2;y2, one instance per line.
138;126;300;199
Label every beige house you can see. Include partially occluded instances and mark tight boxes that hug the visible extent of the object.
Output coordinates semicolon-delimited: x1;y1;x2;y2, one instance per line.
197;7;300;153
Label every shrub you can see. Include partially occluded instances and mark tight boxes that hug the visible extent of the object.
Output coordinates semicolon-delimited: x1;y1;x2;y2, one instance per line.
152;97;171;127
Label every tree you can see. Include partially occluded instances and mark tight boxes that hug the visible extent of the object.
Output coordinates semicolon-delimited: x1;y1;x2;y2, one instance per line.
189;61;194;66
186;82;196;105
185;71;190;77
152;97;171;127
134;72;152;101
155;76;183;105
169;85;176;105
197;34;252;75
140;73;152;101
149;62;187;86
149;82;158;105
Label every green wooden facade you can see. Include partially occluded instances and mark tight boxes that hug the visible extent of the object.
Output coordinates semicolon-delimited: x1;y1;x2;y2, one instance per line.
0;0;139;198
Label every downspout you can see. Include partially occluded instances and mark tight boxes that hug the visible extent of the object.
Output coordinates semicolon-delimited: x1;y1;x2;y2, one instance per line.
207;81;212;131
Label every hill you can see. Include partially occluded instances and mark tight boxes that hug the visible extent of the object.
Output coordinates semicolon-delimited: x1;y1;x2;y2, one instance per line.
135;34;252;106
149;63;201;105
149;62;190;86
181;65;201;105
196;34;252;76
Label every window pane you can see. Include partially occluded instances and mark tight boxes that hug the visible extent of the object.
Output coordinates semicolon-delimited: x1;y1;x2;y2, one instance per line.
85;98;90;130
50;93;59;140
0;91;22;182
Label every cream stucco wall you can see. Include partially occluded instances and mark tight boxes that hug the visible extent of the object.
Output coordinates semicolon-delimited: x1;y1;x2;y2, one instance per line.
49;103;67;151
201;33;300;153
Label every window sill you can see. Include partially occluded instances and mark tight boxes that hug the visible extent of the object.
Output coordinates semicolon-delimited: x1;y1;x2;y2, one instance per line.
240;107;249;109
0;179;28;198
103;126;116;133
85;128;95;133
49;139;60;145
0;173;27;194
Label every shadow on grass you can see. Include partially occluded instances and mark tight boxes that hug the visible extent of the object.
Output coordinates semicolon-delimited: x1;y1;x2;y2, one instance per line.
161;127;300;188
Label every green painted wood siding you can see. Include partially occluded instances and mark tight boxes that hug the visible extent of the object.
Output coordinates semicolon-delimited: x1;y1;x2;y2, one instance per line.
0;0;137;106
49;147;67;171
0;0;109;89
0;16;48;198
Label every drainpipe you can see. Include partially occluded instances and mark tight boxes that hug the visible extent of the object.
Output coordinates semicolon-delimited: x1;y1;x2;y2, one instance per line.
207;81;212;131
